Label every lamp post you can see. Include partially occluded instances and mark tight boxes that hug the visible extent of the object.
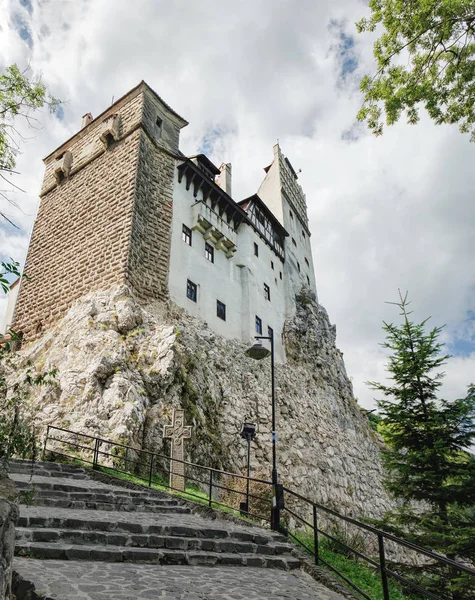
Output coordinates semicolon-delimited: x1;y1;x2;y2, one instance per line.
244;329;281;531
239;421;257;515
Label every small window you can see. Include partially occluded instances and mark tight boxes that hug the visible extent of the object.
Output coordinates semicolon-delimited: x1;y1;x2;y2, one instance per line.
297;262;301;272
302;230;305;239
275;277;278;285
306;275;310;285
264;283;270;301
279;271;282;280
305;257;309;267
290;210;294;220
182;224;192;246
187;279;197;302
271;261;274;270
217;300;226;321
268;326;273;339
205;242;214;263
255;316;262;335
254;242;259;257
292;237;297;247
156;116;163;136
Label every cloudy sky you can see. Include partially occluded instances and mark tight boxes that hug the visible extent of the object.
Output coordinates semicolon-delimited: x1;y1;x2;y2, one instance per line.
1;0;474;410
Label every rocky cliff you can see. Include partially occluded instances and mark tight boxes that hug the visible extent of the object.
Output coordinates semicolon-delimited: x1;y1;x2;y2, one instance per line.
6;285;392;518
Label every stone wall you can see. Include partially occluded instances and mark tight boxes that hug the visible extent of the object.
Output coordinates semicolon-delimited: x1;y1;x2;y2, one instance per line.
0;477;18;600
12;83;187;341
7;285;393;520
12;92;143;339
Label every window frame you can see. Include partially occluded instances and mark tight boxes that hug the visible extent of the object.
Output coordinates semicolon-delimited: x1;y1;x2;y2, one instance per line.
254;242;259;257
182;224;192;246
186;279;197;302
255;315;262;335
205;242;214;263
217;300;226;321
264;283;271;301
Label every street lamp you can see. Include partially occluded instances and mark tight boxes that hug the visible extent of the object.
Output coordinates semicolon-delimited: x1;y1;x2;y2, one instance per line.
244;331;282;531
239;421;257;515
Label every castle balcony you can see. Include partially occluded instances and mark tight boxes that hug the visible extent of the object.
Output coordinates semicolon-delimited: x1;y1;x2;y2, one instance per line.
191;201;237;258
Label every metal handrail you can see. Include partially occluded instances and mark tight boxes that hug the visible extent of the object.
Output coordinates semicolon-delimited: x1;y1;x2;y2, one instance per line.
42;424;475;600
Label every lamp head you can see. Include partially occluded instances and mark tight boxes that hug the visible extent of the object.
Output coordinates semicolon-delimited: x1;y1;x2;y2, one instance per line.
240;422;257;440
244;339;271;360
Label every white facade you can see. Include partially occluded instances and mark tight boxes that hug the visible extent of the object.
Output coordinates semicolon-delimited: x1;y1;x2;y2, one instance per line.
168;144;318;363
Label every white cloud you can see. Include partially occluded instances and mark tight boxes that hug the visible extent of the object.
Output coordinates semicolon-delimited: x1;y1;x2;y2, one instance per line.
1;0;474;409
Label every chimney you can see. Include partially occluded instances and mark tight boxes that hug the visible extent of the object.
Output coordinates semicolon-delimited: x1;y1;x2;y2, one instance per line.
82;113;93;128
216;163;232;196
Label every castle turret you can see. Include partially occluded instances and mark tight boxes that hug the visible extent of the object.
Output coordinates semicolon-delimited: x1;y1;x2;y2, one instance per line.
12;82;188;339
257;143;318;311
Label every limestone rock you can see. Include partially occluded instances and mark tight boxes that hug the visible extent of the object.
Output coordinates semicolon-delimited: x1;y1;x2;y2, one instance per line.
6;285;392;519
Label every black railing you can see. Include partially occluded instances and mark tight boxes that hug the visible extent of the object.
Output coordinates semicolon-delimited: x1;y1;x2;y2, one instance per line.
42;425;475;600
43;425;273;523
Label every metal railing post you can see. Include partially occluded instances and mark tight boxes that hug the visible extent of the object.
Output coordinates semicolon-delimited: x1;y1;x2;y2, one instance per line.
42;425;50;461
148;454;154;487
92;437;100;470
208;470;213;507
313;504;319;565
124;447;129;472
378;533;390;600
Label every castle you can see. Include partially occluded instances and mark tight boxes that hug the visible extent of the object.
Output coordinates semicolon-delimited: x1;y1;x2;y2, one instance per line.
8;81;317;362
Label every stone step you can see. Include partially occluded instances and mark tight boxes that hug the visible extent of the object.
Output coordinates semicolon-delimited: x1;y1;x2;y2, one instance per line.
17;513;285;545
12;478;165;498
17;488;180;506
8;462;89;479
20;497;191;513
14;541;301;569
15;527;293;556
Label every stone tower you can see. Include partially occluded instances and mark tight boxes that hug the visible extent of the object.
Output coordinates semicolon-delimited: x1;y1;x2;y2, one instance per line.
12;82;188;339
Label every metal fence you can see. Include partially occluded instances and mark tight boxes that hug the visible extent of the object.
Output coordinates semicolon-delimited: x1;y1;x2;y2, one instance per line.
42;425;475;600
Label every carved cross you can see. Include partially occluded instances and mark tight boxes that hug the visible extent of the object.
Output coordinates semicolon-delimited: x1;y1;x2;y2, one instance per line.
163;409;192;492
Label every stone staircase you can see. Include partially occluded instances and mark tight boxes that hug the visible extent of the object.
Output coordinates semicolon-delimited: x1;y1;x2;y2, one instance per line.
10;460;347;600
11;459;298;569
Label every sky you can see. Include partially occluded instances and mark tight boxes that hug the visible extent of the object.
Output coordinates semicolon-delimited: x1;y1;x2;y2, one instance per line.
0;0;474;410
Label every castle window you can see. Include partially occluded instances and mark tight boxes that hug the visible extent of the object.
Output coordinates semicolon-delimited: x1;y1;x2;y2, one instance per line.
217;300;226;321
268;326;273;339
187;279;197;302
156;116;163;137
182;224;192;246
302;230;306;239
297;262;301;272
205;242;214;263
306;275;310;285
292;237;297;247
264;283;270;301
305;257;309;267
255;316;262;335
254;242;259;257
290;210;294;220
271;261;274;270
279;271;282;280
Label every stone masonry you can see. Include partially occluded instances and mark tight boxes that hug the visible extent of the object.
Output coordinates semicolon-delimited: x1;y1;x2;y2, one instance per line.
0;476;18;600
12;82;187;340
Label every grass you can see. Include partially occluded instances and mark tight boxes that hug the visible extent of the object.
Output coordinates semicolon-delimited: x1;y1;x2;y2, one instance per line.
94;465;255;522
292;529;422;600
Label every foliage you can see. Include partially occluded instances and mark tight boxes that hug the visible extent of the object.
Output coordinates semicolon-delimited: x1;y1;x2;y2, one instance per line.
0;64;61;225
368;291;475;599
0;360;57;474
357;1;475;140
293;528;421;600
0;259;21;293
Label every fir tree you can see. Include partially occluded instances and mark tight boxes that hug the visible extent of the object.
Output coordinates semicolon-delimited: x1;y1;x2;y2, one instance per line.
368;291;475;599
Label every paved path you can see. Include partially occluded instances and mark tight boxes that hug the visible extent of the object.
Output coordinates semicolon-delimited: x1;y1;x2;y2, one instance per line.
14;559;345;600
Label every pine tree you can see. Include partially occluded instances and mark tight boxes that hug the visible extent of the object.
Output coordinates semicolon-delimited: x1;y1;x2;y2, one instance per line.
368;291;475;599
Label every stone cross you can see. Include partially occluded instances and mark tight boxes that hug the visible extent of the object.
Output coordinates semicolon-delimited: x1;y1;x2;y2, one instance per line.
163;409;192;492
